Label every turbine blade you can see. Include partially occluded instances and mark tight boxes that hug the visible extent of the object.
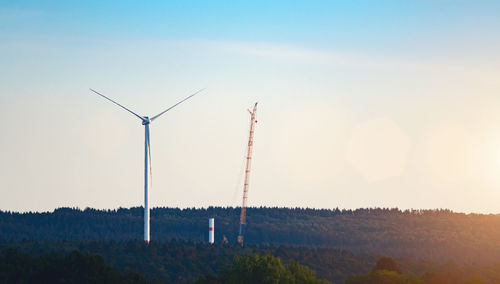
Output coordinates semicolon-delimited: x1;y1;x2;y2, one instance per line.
147;130;152;192
150;88;204;122
90;88;145;121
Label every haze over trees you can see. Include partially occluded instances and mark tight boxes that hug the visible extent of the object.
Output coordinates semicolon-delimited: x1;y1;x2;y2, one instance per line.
2;240;500;284
0;240;373;283
3;241;499;284
1;206;500;283
1;206;499;264
0;248;158;284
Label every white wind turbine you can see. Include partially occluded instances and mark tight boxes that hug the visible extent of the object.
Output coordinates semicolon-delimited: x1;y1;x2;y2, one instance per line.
90;88;204;243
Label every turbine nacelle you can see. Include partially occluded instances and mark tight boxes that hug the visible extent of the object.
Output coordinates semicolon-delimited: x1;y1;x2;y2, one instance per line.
142;116;150;125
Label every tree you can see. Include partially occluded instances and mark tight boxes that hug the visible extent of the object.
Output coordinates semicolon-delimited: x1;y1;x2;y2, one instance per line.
346;257;422;284
346;270;422;284
374;257;400;273
0;249;158;284
197;254;330;284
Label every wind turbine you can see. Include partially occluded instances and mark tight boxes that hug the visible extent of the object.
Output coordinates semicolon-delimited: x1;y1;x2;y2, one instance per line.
90;88;204;243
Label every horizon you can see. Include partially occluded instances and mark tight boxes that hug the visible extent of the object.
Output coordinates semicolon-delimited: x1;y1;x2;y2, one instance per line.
1;1;500;214
3;205;498;215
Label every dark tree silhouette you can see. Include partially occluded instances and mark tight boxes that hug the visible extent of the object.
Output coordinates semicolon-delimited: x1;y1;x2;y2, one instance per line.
374;257;401;273
196;254;330;284
0;248;158;284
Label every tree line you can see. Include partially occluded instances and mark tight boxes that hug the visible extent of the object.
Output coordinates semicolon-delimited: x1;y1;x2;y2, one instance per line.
2;240;500;283
1;206;499;265
2;244;499;284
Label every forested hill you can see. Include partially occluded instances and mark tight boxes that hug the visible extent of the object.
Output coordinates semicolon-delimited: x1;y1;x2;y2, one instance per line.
1;207;499;264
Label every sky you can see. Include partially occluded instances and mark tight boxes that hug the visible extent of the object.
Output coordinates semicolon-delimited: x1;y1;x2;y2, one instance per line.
1;1;500;213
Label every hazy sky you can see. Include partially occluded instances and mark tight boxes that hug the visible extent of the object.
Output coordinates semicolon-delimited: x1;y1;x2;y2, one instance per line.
1;1;500;213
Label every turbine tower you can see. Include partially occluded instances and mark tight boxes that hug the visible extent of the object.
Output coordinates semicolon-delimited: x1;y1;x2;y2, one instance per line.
90;88;203;243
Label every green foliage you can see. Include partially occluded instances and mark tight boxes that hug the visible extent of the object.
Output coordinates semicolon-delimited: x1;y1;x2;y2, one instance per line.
1;242;499;284
288;261;329;284
347;257;421;284
420;261;491;284
0;240;371;283
374;257;400;273
346;270;423;284
219;254;291;283
1;206;500;283
1;206;499;266
346;257;496;284
0;248;158;284
197;254;330;284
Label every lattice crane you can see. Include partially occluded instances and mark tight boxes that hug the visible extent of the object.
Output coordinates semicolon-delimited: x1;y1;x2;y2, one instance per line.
237;102;258;246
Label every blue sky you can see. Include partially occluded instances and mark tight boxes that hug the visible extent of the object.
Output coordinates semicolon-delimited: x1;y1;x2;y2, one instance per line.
1;1;500;213
4;1;499;48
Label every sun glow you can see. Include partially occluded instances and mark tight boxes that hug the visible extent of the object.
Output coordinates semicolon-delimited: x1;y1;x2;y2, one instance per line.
346;118;411;182
423;124;500;188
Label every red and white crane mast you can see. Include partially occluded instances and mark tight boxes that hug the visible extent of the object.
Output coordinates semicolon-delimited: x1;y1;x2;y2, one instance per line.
237;102;258;246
